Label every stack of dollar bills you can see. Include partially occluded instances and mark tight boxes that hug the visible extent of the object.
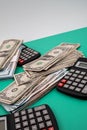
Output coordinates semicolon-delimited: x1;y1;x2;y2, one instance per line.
0;42;84;113
0;39;23;79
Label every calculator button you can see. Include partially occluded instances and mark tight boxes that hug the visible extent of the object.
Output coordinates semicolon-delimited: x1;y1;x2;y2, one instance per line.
21;110;26;115
67;81;72;84
15;123;21;129
30;119;36;125
70;77;75;81
82;85;87;94
70;69;75;72
34;105;46;111
44;115;50;120
27;109;33;113
81;80;87;84
81;71;86;75
23;57;27;60
72;82;78;86
28;113;34;119
26;51;30;54
23;121;28;127
72;74;78;77
58;82;64;87
69;86;75;90
22;115;27;121
14;112;19;117
75;88;81;92
42;110;48;115
67;72;72;76
33;51;38;54
75;70;80;74
28;56;32;58
26;48;31;51
84;76;87;80
48;127;55;130
75;78;81;82
31;125;38;130
64;76;70;79
15;117;20;123
46;120;52;127
78;84;84;88
39;122;45;129
20;59;24;63
61;79;67;83
24;127;30;130
35;111;41;117
31;54;35;56
63;84;69;88
78;75;83;78
37;117;43;122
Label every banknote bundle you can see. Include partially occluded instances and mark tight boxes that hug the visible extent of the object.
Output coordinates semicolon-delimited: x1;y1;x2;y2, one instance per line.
23;43;80;71
0;39;23;79
1;69;67;112
0;42;84;112
24;43;84;77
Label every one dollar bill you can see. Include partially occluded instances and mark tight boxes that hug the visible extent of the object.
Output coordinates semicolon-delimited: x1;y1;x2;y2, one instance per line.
23;43;80;71
0;39;23;70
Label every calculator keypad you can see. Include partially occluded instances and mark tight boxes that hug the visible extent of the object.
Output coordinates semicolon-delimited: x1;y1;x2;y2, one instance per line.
57;68;87;97
18;44;40;66
13;104;58;130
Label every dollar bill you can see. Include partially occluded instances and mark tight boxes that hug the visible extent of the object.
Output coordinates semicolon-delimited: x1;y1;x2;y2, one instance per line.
0;39;23;70
16;69;68;112
0;75;43;104
14;72;31;86
0;46;22;79
25;50;83;77
23;43;80;71
43;44;80;70
22;69;68;110
2;69;67;112
60;43;80;49
43;50;83;73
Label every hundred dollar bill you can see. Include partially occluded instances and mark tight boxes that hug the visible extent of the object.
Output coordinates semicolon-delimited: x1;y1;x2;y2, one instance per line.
0;76;42;104
0;39;23;70
23;43;80;71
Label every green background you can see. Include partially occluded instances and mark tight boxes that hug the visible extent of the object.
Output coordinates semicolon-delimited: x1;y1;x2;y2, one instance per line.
0;27;87;130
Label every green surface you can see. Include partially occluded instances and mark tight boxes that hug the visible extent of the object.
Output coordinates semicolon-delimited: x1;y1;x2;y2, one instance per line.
0;27;87;130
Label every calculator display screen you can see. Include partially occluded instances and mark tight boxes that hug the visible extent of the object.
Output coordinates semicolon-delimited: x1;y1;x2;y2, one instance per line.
0;117;7;130
75;61;87;69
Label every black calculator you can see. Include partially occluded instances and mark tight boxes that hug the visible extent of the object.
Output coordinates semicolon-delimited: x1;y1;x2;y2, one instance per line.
57;57;87;99
18;44;41;66
0;104;59;130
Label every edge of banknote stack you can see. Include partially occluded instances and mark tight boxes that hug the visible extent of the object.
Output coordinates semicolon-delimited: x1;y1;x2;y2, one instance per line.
0;39;23;79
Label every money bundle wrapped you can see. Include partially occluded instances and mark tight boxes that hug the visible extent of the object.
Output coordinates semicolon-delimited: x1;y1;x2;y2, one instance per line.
0;43;84;112
0;39;23;79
